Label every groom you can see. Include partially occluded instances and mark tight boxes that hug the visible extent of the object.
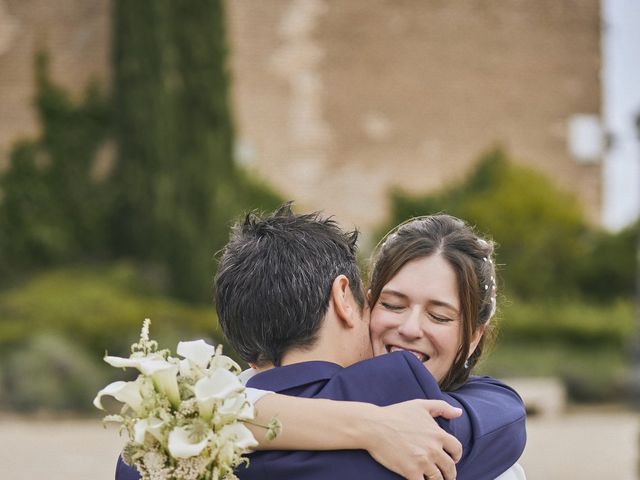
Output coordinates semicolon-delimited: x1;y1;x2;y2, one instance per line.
213;204;525;480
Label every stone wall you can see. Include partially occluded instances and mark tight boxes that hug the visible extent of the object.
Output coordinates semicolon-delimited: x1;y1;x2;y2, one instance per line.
0;0;110;170
227;0;602;233
0;0;601;234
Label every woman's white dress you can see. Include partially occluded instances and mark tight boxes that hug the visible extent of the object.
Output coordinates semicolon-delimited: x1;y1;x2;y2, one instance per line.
495;463;526;480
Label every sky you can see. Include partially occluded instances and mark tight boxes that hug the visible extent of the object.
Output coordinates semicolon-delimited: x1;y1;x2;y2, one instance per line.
602;0;640;230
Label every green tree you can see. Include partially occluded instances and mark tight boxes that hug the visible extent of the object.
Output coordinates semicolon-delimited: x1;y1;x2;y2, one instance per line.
0;53;111;277
111;0;280;302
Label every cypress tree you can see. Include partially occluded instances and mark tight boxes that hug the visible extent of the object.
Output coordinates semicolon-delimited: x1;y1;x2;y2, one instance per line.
112;0;238;302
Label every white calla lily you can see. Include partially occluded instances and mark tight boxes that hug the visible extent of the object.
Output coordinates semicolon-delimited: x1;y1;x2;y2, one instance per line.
103;352;164;370
179;358;193;378
93;380;144;414
209;353;241;373
219;393;254;420
134;416;166;444
194;369;244;420
145;361;181;408
177;339;216;369
218;423;258;451
105;355;181;408
218;394;244;416
195;369;244;399
238;399;255;420
168;426;210;458
103;354;146;370
134;418;149;444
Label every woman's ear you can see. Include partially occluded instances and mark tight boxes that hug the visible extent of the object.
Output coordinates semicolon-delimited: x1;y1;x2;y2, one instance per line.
330;275;356;328
467;326;485;359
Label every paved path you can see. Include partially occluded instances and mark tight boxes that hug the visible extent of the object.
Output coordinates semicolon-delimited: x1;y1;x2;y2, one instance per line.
0;409;638;479
0;417;123;480
519;408;639;480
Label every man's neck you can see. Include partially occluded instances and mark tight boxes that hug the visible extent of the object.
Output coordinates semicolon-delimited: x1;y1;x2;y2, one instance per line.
280;349;345;368
256;313;370;371
254;341;349;372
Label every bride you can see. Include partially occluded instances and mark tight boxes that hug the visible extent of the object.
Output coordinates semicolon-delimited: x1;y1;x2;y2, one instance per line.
238;213;526;479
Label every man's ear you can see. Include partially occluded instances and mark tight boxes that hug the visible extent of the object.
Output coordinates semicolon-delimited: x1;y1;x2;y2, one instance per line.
330;275;356;328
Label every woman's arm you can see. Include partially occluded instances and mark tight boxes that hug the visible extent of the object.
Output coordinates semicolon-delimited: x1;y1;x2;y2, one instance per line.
248;394;463;480
242;352;526;479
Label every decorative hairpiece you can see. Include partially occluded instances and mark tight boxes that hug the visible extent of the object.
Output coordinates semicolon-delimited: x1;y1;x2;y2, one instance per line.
483;266;497;322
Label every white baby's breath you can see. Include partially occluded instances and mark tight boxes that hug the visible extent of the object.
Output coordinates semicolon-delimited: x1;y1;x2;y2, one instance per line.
95;319;279;480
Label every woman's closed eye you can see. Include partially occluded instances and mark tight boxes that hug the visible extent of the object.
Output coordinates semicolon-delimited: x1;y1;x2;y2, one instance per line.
380;302;404;312
429;312;454;323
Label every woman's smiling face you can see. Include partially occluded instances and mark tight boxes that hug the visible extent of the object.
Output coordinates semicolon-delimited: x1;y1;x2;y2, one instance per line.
369;253;464;383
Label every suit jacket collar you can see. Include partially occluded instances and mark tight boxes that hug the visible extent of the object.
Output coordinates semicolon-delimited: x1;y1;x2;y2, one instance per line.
246;361;342;392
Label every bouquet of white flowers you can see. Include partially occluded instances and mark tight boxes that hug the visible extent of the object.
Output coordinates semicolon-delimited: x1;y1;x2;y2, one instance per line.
94;319;279;480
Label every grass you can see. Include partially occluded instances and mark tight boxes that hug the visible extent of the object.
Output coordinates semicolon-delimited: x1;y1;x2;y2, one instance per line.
0;262;229;358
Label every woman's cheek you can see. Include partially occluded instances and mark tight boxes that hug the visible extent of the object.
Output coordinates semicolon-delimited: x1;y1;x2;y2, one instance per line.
369;309;390;357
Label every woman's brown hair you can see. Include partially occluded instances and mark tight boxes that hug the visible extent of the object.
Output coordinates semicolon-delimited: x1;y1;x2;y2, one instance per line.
368;214;497;390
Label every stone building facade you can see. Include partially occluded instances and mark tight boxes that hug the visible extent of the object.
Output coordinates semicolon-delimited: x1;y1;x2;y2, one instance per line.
0;0;602;235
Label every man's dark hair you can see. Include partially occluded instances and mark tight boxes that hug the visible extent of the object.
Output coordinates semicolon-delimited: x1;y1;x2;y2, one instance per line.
214;202;364;367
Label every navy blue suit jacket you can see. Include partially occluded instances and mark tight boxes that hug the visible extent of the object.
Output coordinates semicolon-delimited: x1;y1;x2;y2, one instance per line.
116;352;526;480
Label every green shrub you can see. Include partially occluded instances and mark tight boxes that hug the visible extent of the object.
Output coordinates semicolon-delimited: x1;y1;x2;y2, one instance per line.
477;298;634;402
0;263;230;359
496;298;634;348
0;53;112;279
576;220;639;301
3;333;108;412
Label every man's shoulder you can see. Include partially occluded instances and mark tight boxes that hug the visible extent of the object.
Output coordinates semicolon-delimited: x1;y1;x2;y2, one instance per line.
246;352;440;404
246;360;341;393
345;350;430;376
319;352;442;405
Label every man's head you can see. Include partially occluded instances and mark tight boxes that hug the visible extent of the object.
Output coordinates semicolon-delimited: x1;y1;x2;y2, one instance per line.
214;203;368;368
